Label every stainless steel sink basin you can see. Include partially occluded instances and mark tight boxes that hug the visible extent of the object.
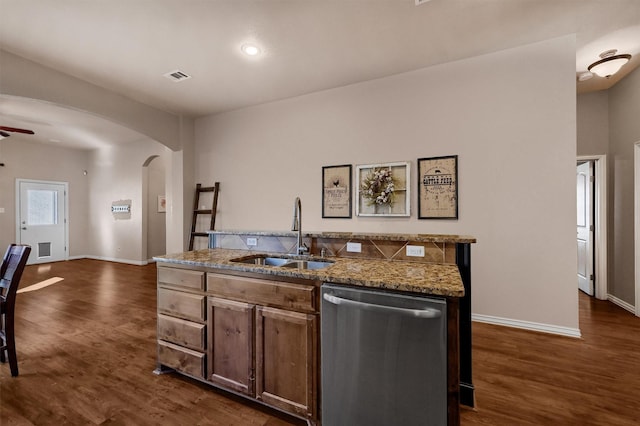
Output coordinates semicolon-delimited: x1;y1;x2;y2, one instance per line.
280;260;334;270
232;256;290;266
230;255;334;270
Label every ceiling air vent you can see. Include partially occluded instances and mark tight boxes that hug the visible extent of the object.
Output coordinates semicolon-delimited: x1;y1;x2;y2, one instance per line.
163;70;192;82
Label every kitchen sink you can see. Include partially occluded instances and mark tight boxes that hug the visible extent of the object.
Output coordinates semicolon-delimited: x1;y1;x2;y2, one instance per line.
279;260;334;270
233;256;290;267
230;255;334;270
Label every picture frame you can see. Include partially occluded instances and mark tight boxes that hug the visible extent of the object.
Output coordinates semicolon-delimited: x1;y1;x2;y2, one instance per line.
417;155;458;219
322;164;352;218
157;195;166;213
356;161;410;217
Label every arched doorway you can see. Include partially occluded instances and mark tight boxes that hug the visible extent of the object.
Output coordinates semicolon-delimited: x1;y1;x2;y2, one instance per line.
143;155;166;262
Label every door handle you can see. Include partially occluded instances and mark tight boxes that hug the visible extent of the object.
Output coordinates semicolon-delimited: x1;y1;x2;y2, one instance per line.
21;227;27;230
323;292;442;318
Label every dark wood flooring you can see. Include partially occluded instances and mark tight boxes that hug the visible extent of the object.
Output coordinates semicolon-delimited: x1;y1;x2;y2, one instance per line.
1;259;639;425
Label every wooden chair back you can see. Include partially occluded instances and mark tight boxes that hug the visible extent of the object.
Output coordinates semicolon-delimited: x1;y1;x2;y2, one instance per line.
0;244;31;377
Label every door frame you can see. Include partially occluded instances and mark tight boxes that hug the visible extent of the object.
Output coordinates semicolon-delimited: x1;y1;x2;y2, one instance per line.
577;155;608;300
15;178;69;263
635;143;640;317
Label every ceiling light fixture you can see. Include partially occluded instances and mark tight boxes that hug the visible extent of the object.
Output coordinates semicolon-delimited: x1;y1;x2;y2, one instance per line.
587;49;632;78
578;72;593;82
241;44;260;56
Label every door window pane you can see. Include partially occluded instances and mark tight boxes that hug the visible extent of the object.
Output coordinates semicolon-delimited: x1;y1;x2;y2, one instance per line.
27;190;58;225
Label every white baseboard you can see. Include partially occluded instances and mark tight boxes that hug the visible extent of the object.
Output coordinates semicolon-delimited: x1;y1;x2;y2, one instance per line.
607;294;636;314
472;313;582;338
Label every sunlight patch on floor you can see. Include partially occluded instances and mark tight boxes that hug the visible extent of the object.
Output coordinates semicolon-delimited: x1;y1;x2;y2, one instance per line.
17;277;65;293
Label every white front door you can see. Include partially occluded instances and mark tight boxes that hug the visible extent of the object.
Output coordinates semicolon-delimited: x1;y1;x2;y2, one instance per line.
577;162;594;296
17;180;68;264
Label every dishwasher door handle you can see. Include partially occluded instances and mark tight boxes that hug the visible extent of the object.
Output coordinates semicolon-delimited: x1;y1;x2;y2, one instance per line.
323;293;442;318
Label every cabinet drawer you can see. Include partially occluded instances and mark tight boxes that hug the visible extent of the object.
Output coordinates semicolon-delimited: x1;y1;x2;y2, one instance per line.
158;288;206;322
158;267;205;290
207;273;316;312
158;340;205;379
158;314;206;351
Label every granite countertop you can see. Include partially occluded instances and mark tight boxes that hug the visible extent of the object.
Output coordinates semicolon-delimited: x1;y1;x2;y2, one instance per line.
208;230;476;244
154;248;465;297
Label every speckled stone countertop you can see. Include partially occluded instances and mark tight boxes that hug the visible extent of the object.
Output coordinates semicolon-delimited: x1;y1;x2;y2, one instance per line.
154;248;464;297
208;230;476;244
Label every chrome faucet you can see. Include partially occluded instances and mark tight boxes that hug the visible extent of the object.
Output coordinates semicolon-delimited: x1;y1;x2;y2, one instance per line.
292;197;308;255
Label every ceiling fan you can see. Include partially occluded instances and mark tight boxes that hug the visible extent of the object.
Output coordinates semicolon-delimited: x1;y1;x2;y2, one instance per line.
0;125;35;138
0;126;35;166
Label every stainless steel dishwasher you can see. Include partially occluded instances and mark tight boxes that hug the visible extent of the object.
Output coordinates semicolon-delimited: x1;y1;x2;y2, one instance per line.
321;283;447;426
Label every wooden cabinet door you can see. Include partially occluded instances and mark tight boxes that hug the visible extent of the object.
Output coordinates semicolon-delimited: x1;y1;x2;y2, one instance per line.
255;306;317;419
208;297;255;396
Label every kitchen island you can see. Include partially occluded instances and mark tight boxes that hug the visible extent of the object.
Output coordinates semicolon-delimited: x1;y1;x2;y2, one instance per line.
154;232;474;426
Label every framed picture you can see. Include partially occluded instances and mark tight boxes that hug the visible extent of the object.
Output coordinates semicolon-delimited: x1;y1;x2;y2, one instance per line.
418;155;458;219
356;161;410;217
322;165;352;218
157;195;166;213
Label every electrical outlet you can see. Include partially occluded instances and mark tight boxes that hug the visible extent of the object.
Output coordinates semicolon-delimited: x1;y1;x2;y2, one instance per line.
0;207;4;213
246;237;258;246
346;242;362;253
406;245;425;257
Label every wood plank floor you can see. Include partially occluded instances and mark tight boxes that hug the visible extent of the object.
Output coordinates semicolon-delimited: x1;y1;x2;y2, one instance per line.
1;260;304;426
2;259;639;425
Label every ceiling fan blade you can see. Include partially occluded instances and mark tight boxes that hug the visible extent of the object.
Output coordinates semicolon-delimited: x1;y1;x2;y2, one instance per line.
0;126;35;135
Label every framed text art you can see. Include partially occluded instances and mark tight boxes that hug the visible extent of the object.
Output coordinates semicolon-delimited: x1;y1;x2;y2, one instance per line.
322;164;352;218
418;155;458;219
356;161;410;217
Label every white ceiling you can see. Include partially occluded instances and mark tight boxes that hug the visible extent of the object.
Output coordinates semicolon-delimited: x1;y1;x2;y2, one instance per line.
1;0;639;148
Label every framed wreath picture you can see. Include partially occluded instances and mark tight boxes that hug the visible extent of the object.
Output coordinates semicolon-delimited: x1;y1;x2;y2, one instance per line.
322;164;352;218
418;155;458;219
356;161;410;217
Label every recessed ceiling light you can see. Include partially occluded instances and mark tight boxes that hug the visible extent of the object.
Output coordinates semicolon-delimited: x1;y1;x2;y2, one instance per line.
241;44;260;56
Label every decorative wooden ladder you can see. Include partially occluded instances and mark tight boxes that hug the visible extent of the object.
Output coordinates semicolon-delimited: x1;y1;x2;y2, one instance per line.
188;182;220;250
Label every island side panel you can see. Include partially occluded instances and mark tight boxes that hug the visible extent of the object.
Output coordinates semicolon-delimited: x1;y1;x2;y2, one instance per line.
456;242;474;407
447;297;460;426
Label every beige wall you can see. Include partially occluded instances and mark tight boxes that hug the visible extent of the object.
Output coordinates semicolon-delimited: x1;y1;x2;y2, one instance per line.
577;91;609;157
0;136;170;264
0;138;90;257
0;50;181;151
576;66;640;306
195;36;579;331
147;156;166;260
1;49;191;260
608;67;640;304
88;140;169;263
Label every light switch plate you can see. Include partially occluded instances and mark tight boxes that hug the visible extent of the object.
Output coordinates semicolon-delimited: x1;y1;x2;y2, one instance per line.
346;242;362;253
406;245;425;257
0;207;4;213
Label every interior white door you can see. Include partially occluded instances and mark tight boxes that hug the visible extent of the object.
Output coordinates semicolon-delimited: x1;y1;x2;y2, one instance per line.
18;180;67;264
577;162;594;296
